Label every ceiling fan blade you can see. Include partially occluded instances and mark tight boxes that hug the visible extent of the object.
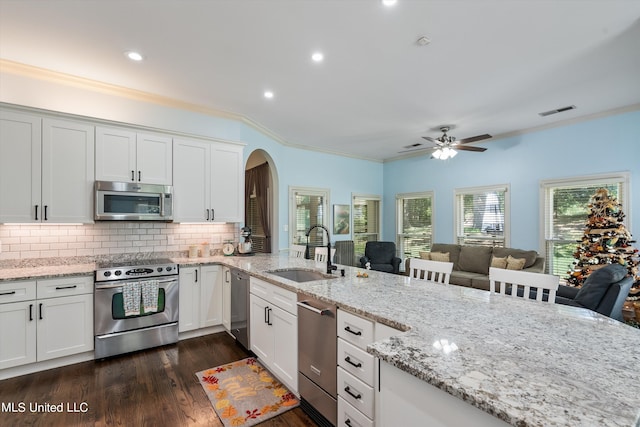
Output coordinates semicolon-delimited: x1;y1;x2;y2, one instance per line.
421;136;437;142
456;145;487;152
457;134;492;144
398;146;435;154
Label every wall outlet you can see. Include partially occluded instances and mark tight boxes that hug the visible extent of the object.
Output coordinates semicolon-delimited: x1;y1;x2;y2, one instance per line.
283;224;288;232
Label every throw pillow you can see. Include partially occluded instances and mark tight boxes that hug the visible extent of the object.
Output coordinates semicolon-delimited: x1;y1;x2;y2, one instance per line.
506;255;526;270
493;248;538;268
490;256;508;269
574;264;628;310
419;251;431;260
430;252;450;262
458;246;492;274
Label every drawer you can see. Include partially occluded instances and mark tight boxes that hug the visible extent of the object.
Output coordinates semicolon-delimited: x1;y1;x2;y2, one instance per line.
338;396;373;427
36;276;93;299
250;277;296;315
0;280;36;304
338;367;374;419
338;338;375;386
337;309;374;350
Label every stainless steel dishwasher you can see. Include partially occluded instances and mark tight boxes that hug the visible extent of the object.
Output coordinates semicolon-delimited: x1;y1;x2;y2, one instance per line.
297;294;337;427
230;268;249;350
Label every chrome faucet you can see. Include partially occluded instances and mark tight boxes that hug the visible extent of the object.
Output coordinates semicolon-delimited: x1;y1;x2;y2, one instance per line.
305;224;337;274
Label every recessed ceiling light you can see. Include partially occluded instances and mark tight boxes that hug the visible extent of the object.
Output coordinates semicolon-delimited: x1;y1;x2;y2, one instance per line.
125;51;144;61
382;0;397;7
264;91;274;99
311;52;324;62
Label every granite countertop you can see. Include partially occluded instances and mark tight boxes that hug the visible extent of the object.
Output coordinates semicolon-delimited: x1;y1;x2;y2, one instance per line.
2;253;639;426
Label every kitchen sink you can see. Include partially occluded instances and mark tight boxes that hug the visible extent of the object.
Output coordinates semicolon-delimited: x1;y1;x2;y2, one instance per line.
267;268;336;283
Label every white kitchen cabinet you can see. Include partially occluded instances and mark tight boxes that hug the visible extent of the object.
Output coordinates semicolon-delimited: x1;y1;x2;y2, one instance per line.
0;111;94;223
179;265;222;333
249;277;297;393
173;138;244;223
96;126;172;185
222;267;232;331
0;277;93;371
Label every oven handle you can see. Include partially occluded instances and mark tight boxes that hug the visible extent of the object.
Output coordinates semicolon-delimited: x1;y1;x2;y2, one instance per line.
95;277;178;289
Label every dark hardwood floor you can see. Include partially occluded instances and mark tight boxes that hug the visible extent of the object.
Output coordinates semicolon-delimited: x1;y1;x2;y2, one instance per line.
0;332;317;427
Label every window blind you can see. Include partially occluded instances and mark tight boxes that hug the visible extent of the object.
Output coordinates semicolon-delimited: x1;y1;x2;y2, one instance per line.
396;192;433;258
353;196;380;257
455;186;508;247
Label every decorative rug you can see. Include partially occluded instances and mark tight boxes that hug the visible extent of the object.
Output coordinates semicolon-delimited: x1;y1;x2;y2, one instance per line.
195;357;299;427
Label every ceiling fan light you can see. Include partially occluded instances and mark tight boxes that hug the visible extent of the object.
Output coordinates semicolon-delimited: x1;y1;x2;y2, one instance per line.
449;148;458;158
432;149;443;159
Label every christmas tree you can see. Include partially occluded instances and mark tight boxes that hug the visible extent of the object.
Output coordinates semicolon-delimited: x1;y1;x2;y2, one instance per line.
567;188;639;291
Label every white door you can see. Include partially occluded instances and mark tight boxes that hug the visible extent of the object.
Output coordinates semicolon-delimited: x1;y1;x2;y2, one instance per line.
0;301;37;369
271;304;298;393
178;267;200;332
200;266;222;328
95;126;137;182
173;138;211;222
249;294;271;363
41;118;95;223
210;143;244;222
136;133;173;185
0;111;42;223
36;294;93;361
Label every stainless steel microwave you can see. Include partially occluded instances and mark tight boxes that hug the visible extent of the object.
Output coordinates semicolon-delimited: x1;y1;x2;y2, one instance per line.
95;181;173;221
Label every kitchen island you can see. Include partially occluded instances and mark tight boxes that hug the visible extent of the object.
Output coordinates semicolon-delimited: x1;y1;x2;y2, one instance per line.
2;253;639;426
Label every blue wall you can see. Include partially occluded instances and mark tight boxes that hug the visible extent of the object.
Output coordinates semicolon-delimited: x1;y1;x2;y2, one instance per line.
382;110;640;252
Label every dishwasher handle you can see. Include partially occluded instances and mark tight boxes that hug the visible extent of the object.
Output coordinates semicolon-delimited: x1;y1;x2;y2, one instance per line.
297;300;332;316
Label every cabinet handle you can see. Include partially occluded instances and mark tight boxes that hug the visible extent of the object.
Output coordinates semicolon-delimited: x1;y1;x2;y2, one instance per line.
267;307;272;325
39;303;43;320
35;205;39;220
225;270;230;282
206;209;210;221
344;356;362;368
0;290;16;296
344;386;362;400
29;304;33;321
264;306;269;324
44;205;48;221
138;171;141;181
344;326;362;336
345;419;353;427
131;170;135;181
211;209;214;221
195;270;198;283
55;285;77;290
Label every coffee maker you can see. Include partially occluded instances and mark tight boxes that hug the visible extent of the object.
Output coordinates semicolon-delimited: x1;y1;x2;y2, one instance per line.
238;226;253;255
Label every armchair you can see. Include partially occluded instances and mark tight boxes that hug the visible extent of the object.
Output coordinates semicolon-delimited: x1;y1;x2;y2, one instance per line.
555;264;633;321
359;241;402;274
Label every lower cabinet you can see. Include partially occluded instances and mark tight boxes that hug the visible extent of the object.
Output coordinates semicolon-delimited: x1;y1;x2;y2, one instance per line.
249;277;298;394
179;265;222;333
0;276;93;371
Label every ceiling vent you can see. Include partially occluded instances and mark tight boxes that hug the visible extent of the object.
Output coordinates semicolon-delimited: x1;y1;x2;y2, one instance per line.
538;105;576;117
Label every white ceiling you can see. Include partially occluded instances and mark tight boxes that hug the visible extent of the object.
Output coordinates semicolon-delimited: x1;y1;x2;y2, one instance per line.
1;0;639;161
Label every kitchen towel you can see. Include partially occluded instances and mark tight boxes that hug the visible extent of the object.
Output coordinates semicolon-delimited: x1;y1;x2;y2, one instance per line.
122;281;141;317
141;279;159;314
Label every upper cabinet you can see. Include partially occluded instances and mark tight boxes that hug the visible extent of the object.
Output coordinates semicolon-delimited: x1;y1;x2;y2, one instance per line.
173;138;244;223
96;127;172;185
0;110;94;223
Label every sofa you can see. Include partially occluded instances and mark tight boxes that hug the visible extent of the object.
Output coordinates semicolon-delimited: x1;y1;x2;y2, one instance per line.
406;243;545;291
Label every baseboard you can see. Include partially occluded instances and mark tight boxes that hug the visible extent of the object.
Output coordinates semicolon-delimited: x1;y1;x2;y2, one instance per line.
0;351;94;381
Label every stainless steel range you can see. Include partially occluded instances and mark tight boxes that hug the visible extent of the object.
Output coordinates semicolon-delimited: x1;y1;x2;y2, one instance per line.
94;259;179;359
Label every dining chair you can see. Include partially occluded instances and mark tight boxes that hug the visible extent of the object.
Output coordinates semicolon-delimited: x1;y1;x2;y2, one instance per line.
489;267;559;303
314;247;336;263
290;244;306;258
408;258;453;285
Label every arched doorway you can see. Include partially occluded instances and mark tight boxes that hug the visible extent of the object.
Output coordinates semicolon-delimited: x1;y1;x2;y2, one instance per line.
245;150;278;253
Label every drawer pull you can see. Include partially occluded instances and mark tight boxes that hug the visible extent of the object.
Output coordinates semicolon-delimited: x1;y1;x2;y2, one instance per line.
345;419;353;427
29;304;33;321
344;386;362;400
0;290;17;296
344;326;362;336
344;356;362;368
55;285;77;290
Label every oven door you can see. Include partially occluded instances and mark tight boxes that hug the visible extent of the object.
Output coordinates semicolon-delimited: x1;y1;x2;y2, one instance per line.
94;277;179;336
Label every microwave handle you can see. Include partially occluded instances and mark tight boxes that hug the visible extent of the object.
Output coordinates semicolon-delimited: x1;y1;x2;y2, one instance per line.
160;194;165;217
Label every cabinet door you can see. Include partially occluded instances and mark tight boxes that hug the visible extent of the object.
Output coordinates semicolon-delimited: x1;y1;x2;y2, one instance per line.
200;266;222;328
41;118;95;223
249;294;271;363
210;143;244;222
271;304;298;393
95;126;137;182
36;294;93;361
136;133;172;185
178;267;199;332
0;111;41;223
222;267;232;331
173;138;211;222
0;301;37;369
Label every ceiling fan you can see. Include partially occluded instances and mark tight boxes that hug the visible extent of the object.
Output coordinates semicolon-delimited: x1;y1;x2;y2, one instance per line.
400;126;492;159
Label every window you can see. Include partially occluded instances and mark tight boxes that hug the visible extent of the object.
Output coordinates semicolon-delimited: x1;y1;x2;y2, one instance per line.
541;173;630;278
246;193;267;252
352;194;381;258
289;187;329;249
454;185;510;247
396;192;434;259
